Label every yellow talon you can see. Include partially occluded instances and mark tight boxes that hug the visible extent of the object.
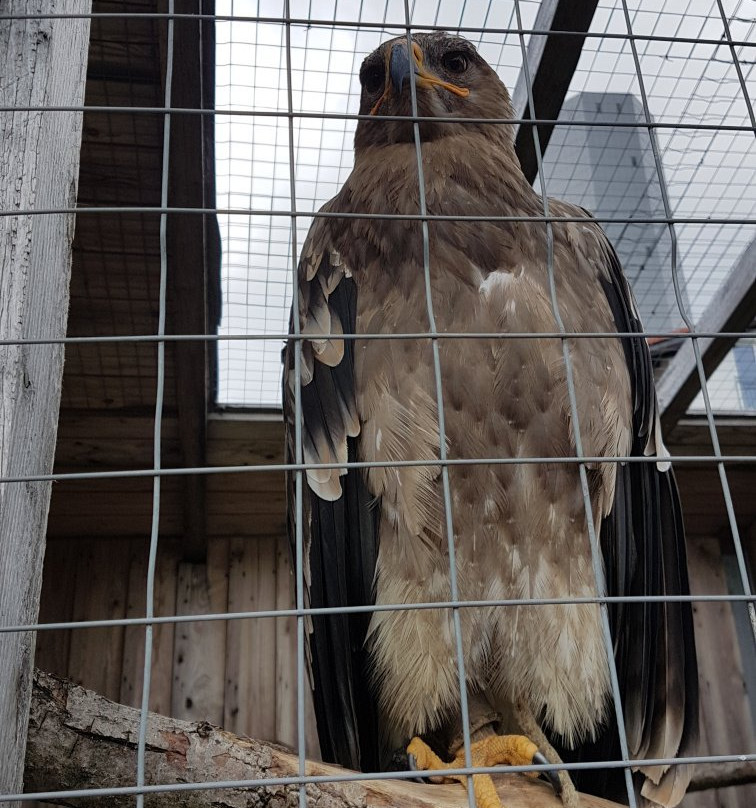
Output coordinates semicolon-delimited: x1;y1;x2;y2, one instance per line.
407;736;445;772
407;734;542;808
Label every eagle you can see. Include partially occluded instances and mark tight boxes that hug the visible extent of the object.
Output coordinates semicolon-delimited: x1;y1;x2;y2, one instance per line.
283;31;698;808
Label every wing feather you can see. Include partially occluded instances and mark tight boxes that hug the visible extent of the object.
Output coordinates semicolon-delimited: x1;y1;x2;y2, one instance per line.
284;218;380;772
556;233;698;807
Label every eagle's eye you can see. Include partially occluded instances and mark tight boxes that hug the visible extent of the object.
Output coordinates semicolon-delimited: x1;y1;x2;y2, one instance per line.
441;51;469;74
362;67;384;95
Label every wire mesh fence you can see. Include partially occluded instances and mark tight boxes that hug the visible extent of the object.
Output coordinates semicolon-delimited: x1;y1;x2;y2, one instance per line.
1;1;755;807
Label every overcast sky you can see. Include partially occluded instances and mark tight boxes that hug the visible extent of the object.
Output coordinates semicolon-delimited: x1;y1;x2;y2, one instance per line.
213;0;755;410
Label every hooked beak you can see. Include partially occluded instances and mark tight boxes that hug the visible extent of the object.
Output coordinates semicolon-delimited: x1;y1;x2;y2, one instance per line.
389;41;415;94
370;40;470;115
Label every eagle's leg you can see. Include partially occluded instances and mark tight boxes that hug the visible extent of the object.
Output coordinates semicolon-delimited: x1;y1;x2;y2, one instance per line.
407;734;545;808
513;699;581;808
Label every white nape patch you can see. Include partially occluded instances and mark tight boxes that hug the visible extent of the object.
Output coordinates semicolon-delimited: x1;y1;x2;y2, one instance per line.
375;427;382;451
478;270;513;298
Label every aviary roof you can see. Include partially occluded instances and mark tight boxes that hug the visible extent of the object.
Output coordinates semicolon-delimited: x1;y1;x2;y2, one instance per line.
214;0;755;410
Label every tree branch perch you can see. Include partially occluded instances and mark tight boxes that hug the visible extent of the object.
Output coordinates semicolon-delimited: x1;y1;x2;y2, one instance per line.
24;670;752;807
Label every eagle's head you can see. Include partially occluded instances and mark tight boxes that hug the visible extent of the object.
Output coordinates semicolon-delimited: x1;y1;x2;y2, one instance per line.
354;32;516;151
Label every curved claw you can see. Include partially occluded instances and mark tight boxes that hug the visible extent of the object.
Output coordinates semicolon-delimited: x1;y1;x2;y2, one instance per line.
533;751;562;796
407;752;431;784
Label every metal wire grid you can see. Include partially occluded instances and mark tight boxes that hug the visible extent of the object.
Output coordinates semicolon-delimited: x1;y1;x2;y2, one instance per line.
62;5;176;412
215;0;543;405
691;338;756;411
214;0;756;407
1;0;756;805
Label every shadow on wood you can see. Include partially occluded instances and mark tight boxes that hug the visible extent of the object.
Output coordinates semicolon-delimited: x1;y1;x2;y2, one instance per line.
25;670;622;808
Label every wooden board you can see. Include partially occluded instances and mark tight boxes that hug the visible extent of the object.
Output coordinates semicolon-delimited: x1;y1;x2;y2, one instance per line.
675;465;756;540
46;474;286;539
34;542;78;678
54;411;180;470
667;418;756;456
686;536;756;808
72;216;160;258
69;255;160;300
275;536;297;748
120;540;178;716
206;414;286;466
67;539;130;701
47;476;185;538
171;539;229;723
273;533;321;756
224;535;279;741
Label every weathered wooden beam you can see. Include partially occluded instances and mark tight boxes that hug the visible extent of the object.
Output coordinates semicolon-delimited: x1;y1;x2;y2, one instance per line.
666;416;756;456
687;760;756;792
25;669;620;808
511;0;600;184
658;239;756;433
0;2;91;801
164;0;221;563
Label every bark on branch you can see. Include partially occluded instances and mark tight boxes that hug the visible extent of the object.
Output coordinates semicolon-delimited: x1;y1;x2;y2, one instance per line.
25;670;753;806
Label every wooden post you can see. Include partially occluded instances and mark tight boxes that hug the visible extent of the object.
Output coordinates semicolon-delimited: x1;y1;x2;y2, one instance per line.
0;2;90;801
165;0;222;564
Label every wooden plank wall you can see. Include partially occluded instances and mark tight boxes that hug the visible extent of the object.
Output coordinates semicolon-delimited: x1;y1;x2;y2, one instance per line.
31;532;755;806
34;534;317;756
685;537;756;808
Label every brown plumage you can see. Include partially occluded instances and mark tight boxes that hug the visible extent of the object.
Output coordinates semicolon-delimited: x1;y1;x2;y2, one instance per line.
284;32;698;807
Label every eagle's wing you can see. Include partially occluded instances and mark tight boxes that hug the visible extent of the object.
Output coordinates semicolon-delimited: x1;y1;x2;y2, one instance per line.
283;213;380;772
558;229;699;806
